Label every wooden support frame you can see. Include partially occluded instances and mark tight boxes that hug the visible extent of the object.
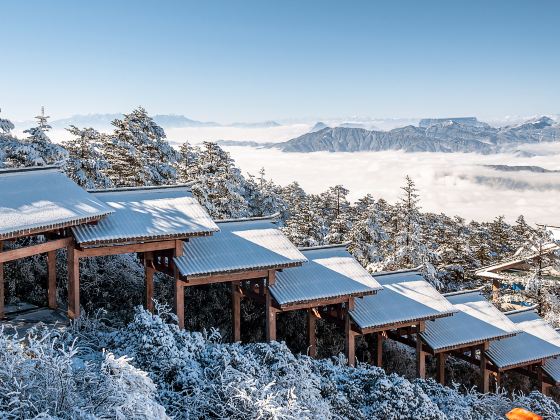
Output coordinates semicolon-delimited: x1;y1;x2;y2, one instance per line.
144;252;155;313
437;353;447;385
416;321;426;379
47;250;57;309
232;281;242;342
307;307;318;357
371;332;384;367
492;279;500;302
67;244;80;319
480;342;490;393
265;270;277;341
345;298;357;366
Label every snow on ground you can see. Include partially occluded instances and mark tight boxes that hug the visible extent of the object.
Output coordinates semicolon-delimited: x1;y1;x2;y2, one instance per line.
223;146;560;225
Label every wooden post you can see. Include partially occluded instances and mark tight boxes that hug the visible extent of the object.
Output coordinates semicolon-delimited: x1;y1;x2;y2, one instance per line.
47;250;57;309
437;353;447;385
173;241;185;329
480;343;489;393
232;281;241;342
345;298;356;366
144;251;155;312
0;241;4;319
494;371;501;390
265;270;277;341
307;308;317;357
537;367;549;395
492;279;500;302
67;245;80;319
373;332;384;367
416;321;426;379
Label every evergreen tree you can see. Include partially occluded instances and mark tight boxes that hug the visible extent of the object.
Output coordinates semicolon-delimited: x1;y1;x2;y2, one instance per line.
282;196;325;247
245;168;288;218
102;107;177;187
187;142;249;218
15;107;68;167
384;176;439;285
176;140;197;183
62;126;112;189
347;201;388;271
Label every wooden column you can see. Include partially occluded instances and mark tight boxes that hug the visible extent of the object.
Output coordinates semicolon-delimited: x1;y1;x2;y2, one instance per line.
437;353;447;385
0;241;4;319
67;245;80;319
144;252;155;313
480;343;490;393
265;270;277;341
494;371;501;390
492;279;500;302
173;240;185;329
232;281;241;342
47;250;57;309
345;298;356;366
373;332;384;367
307;308;318;357
416;321;426;379
536;366;550;395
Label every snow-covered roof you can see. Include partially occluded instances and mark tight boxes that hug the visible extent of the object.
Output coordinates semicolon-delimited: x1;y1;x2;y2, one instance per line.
174;216;307;278
487;309;560;374
72;185;218;246
269;245;382;307
549;227;560;242
0;167;113;240
420;290;519;352
350;270;456;331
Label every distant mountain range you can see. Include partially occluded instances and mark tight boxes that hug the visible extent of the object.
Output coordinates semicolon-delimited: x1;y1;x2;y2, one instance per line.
483;165;560;173
15;113;281;130
263;116;560;154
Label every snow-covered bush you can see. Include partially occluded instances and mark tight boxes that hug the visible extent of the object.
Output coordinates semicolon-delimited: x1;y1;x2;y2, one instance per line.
0;326;166;419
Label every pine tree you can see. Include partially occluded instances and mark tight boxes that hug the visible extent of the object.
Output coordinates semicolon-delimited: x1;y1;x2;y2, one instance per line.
347;201;388;271
245;168;288;218
187;142;249;218
102;107;178;187
15;107;68;167
176;140;197;183
384;176;439;285
62;126;112;189
282;196;325;247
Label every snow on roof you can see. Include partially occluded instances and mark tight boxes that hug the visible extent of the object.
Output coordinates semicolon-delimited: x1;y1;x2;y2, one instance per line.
475;243;559;276
174;216;307;278
421;290;519;352
269;245;382;307
350;270;456;331
489;309;560;375
72;185;218;246
549;227;560;242
0;167;113;240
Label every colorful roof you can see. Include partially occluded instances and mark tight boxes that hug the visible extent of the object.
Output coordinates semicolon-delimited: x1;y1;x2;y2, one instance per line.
0;167;112;240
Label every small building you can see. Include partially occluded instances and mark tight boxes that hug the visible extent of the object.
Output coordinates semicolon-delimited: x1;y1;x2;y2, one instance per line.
173;215;307;333
496;307;560;394
349;269;457;378
421;289;520;392
0;167;113;318
69;184;219;318
269;244;382;365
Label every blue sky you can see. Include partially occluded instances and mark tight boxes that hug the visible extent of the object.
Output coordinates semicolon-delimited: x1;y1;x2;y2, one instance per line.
2;0;559;122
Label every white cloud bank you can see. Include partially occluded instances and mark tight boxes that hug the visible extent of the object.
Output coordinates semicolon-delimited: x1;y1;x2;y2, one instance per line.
223;146;560;226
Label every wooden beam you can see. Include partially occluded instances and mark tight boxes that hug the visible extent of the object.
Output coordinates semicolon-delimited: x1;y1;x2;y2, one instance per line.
307;308;318;358
480;343;489;393
373;332;384;367
0;237;72;263
182;269;269;286
174;280;185;329
67;244;80;319
265;270;277;341
492;279;500;302
78;240;178;258
144;251;155;313
232;282;241;342
416;328;426;379
47;250;57;309
437;353;447;385
0;241;4;319
345;299;356;366
279;294;371;312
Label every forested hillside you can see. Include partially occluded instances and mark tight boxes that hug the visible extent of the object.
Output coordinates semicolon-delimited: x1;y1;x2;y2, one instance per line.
1;107;559;419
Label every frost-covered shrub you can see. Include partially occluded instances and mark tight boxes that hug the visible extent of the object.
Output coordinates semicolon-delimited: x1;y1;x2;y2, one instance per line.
0;327;166;419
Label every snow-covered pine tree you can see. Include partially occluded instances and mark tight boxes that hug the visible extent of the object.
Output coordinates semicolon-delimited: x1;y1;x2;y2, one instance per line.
280;181;307;221
0;108;15;134
488;215;515;260
384;175;440;286
0;109;17;168
187;142;249;218
245;168;288;218
176;140;197;183
282;196;325;247
14;107;68;167
62;126;112;189
347;200;388;271
102;107;178;187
